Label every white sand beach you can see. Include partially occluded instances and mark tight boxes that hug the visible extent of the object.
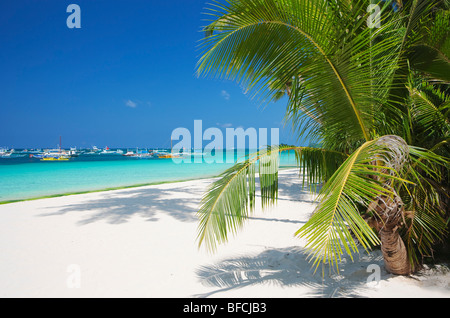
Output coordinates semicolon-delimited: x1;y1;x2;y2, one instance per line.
0;169;449;298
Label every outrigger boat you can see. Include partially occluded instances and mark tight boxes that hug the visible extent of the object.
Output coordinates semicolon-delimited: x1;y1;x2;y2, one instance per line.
0;148;12;158
38;136;71;161
41;156;70;161
157;153;174;159
39;149;71;161
156;139;182;159
123;148;155;158
0;148;29;158
100;147;124;155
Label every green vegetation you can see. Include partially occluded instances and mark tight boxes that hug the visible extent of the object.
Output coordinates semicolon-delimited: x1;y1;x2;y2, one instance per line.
196;0;449;275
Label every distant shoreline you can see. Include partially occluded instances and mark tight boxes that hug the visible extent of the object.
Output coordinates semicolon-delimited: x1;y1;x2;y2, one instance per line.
0;175;218;206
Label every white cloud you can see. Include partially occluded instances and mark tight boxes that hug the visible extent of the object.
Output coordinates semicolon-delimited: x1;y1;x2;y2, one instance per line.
221;90;230;100
125;100;137;108
216;122;233;128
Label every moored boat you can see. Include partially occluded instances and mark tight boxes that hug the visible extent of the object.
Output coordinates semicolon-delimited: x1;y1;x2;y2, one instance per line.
0;149;27;158
40;156;70;161
123;148;155;158
38;149;71;161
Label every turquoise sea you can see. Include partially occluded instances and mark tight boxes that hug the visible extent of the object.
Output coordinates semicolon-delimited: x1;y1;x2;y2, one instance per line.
0;150;298;203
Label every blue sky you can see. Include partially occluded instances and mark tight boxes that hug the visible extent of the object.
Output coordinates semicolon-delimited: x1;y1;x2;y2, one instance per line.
0;0;299;149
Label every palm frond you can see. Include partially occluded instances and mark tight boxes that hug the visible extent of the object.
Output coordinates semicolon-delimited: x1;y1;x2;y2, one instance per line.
197;145;280;251
197;0;406;143
401;146;449;267
295;136;413;272
293;146;348;187
409;86;450;136
197;144;347;252
408;7;450;81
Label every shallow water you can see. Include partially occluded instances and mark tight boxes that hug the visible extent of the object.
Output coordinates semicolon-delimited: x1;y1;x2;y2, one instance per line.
0;150;298;202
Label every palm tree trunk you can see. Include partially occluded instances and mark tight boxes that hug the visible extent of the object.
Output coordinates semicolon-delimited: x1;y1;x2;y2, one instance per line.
371;194;412;275
380;226;411;275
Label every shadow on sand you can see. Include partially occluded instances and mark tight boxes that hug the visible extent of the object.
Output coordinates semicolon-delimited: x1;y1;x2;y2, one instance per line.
195;246;391;298
37;183;208;225
36;170;316;226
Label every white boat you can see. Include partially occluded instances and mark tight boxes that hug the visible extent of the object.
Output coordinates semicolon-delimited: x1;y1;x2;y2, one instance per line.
35;136;71;160
0;148;26;158
41;149;71;160
123;150;136;157
100;147;116;155
83;146;102;155
0;148;12;158
69;147;79;157
100;147;124;155
123;148;154;158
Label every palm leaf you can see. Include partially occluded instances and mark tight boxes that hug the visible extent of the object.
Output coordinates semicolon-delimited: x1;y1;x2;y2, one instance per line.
197;0;406;143
197;145;347;252
197;146;278;251
409;86;450;136
401;146;449;267
295;136;413;272
408;8;450;81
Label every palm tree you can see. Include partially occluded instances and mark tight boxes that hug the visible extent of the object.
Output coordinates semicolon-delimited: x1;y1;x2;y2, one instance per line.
196;0;449;275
